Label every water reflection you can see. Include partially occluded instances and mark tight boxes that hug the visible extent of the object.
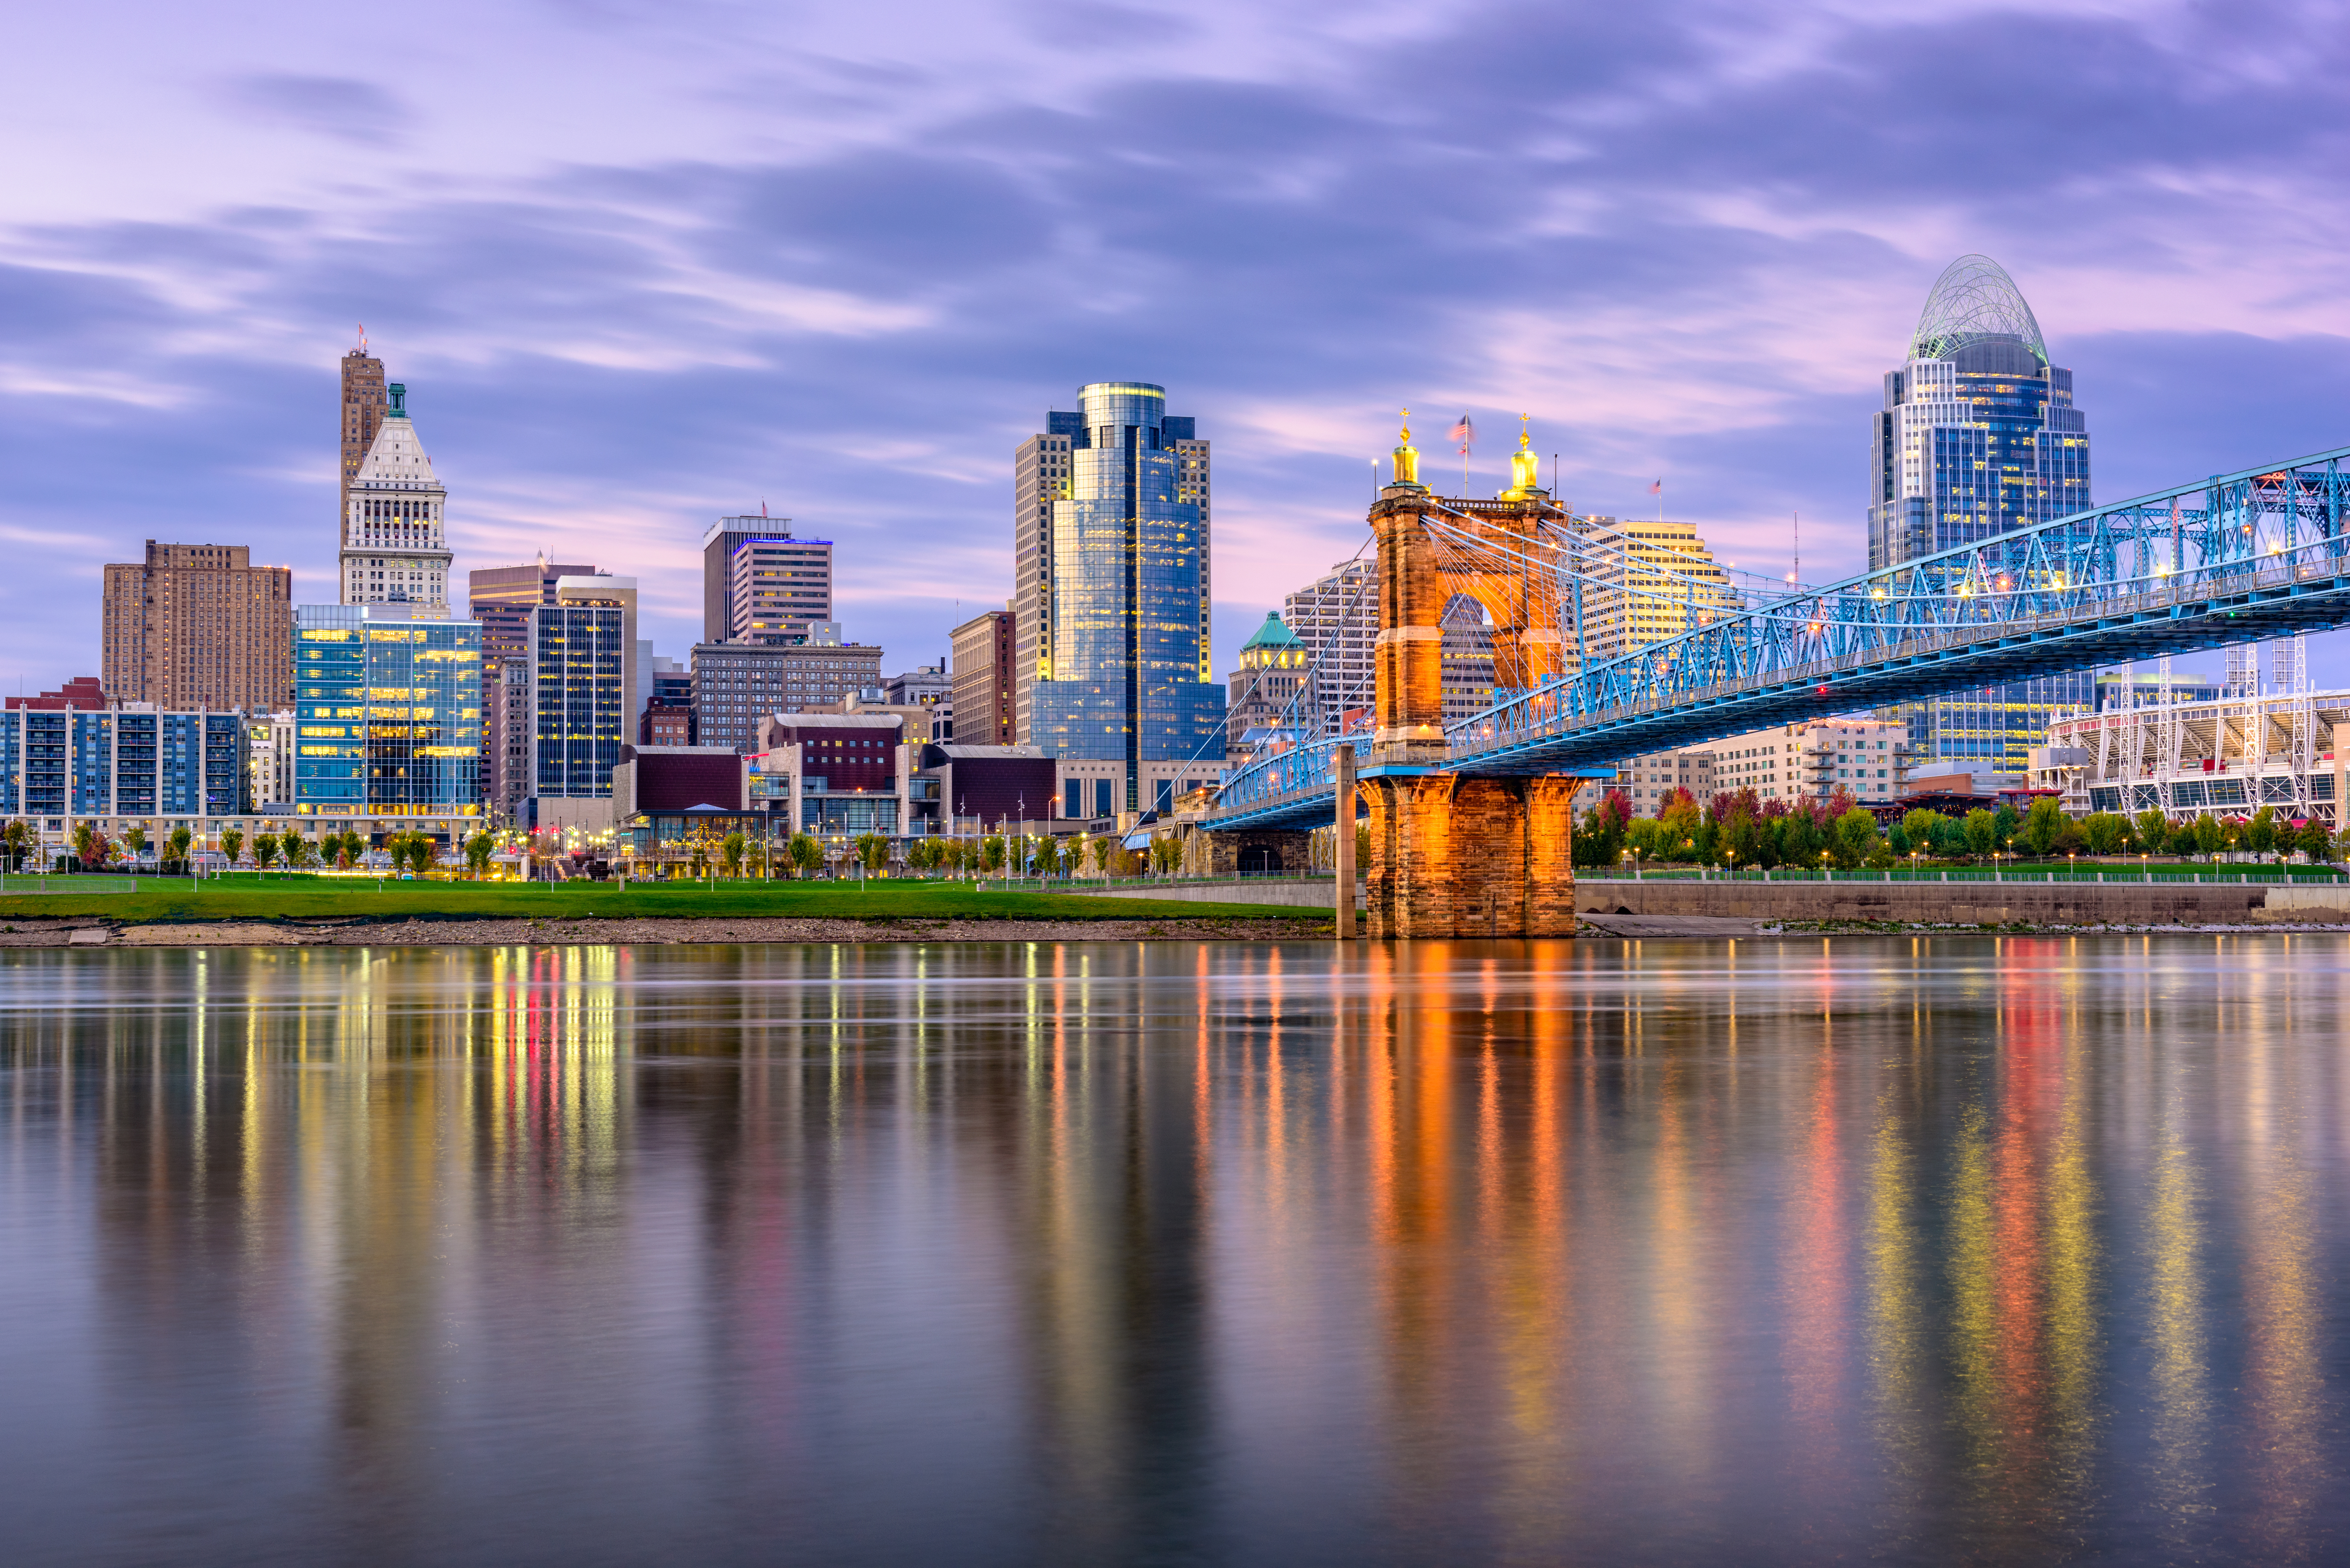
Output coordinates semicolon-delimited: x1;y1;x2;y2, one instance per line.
4;936;2350;1565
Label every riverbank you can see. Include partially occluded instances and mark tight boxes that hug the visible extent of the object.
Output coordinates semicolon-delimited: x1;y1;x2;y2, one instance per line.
0;878;1315;928
0;911;1338;948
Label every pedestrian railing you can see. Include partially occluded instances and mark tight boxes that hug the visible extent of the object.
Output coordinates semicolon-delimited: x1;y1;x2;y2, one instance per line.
1583;864;2346;886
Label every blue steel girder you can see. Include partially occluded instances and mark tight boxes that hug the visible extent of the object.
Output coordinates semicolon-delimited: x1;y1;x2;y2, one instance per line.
1200;445;2350;826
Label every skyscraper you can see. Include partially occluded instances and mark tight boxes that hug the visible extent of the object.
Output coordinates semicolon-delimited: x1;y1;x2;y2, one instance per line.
339;345;389;525
1575;518;1739;667
102;541;292;713
1284;558;1376;736
530;576;637;805
339;383;453;615
1868;255;2094;780
469;560;598;828
701;515;827;644
1014;382;1224;813
293;604;484;840
951;608;1015;747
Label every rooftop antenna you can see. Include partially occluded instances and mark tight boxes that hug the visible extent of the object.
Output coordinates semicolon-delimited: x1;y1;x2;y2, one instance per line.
1790;511;1800;586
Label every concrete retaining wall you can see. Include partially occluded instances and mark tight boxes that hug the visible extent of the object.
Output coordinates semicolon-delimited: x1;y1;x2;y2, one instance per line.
1066;878;1361;910
1577;876;2270;924
2262;885;2350;917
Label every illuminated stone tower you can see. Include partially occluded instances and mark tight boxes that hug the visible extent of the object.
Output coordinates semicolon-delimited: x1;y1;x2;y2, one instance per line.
339;382;453;615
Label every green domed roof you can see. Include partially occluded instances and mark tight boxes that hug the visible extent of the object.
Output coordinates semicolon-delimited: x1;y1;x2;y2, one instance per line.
1240;612;1301;651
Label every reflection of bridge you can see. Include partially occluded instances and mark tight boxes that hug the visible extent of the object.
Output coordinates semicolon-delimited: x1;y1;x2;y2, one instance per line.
1187;435;2350;938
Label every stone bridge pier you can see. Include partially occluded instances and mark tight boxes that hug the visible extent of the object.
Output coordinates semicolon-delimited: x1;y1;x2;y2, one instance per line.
1361;421;1577;938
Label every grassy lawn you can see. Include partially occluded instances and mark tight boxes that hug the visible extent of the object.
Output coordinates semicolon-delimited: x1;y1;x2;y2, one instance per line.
0;878;1322;925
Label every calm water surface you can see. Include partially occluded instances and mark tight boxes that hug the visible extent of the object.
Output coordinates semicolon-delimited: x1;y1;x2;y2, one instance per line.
4;936;2349;1565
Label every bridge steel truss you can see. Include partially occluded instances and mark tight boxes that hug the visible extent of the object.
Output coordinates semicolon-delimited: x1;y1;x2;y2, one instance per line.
1207;444;2350;830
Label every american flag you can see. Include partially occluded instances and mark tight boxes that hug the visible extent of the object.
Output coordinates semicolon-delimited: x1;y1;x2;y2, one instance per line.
1450;414;1474;453
1649;479;1663;495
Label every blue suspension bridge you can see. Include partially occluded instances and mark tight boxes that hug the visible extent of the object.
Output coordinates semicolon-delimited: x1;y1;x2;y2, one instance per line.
1203;443;2350;831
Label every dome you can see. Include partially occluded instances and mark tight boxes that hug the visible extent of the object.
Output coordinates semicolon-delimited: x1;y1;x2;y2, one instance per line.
1908;254;2048;365
1240;612;1301;651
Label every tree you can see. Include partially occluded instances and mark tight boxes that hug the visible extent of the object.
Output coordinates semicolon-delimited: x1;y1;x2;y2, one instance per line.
1830;808;1880;869
2246;805;2278;857
789;832;823;878
981;834;1007;873
2164;820;2198;856
2020;796;2065;857
1900;809;1947;859
466;831;495;878
1656;788;1702;858
2;818;32;872
721;831;747;879
2299;820;2334;861
1961;809;2000;861
1150;835;1184;876
1033;834;1063;879
1573;795;1628;869
2192;813;2224;856
854;832;890;875
1993;802;2022;847
219;825;245;866
123;824;149;864
253;831;280;869
2083;812;2127;856
2132;809;2168;854
164;824;192;872
281;833;314;869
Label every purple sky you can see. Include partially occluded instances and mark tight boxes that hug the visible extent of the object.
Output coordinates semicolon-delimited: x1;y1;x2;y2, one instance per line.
7;0;2350;696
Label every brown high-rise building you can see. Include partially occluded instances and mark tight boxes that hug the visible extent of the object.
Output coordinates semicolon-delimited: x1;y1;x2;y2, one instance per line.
951;607;1016;747
102;542;293;712
340;346;389;529
468;559;601;665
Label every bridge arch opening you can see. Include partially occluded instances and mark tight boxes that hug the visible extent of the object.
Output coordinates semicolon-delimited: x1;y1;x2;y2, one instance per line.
1238;845;1277;875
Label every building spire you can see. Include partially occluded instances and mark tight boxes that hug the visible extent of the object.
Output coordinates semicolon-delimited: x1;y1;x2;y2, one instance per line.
1506;413;1543;496
1390;409;1423;490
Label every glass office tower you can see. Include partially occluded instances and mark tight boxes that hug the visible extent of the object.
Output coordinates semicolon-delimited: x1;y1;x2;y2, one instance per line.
1867;256;2094;780
1024;381;1225;811
294;605;484;835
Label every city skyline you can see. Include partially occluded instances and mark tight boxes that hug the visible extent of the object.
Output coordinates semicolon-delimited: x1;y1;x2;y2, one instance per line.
6;2;2348;698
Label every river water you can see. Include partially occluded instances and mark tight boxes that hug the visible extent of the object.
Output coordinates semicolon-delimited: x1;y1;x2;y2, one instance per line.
2;936;2346;1565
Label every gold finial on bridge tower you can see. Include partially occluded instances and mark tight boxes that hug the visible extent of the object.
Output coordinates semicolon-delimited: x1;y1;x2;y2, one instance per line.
1390;409;1424;490
1505;413;1544;497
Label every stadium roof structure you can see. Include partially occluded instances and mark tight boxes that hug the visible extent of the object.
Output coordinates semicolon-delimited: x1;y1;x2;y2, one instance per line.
1908;253;2048;365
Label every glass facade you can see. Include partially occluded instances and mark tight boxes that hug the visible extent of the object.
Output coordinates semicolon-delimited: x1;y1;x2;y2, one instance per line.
532;605;627;797
294;606;484;820
1028;382;1225;810
1867;258;2095;781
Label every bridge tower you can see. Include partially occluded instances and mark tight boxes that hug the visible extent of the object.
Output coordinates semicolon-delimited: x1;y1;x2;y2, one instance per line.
1361;417;1578;938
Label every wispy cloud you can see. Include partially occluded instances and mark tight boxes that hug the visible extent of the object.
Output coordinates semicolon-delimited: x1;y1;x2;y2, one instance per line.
5;0;2350;690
